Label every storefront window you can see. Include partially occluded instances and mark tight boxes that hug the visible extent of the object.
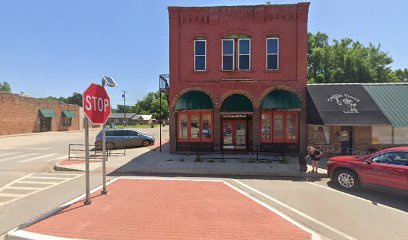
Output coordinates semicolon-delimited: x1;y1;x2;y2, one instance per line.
261;113;271;142
177;112;213;142
273;113;284;142
190;113;200;140
372;126;392;144
394;128;408;144
202;113;212;140
313;126;330;144
286;113;297;141
178;114;188;140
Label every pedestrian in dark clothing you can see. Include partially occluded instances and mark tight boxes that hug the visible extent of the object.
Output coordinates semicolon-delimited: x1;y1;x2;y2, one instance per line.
307;146;322;173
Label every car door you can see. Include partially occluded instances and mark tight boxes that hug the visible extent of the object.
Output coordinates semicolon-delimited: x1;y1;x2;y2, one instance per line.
361;152;408;190
127;130;142;146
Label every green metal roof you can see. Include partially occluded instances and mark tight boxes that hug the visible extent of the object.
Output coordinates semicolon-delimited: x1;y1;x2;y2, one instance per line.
39;109;55;118
62;110;75;118
221;94;253;112
363;84;408;127
176;91;213;110
261;90;301;109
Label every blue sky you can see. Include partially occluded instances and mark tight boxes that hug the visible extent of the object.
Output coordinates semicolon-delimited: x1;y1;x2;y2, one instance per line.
0;0;407;107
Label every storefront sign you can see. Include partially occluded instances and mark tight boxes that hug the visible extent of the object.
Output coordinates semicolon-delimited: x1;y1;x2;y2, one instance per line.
327;94;360;114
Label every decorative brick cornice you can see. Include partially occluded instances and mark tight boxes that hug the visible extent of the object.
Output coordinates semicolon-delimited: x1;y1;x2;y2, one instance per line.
219;90;260;109
170;87;220;110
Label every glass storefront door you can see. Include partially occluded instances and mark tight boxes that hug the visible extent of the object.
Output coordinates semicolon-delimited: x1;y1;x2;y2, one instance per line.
222;119;247;150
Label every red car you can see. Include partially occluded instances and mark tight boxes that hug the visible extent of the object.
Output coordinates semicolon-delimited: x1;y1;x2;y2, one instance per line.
327;147;408;192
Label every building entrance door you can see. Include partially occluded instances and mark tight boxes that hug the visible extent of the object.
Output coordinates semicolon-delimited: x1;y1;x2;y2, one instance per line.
40;117;52;132
340;126;353;155
222;120;247;150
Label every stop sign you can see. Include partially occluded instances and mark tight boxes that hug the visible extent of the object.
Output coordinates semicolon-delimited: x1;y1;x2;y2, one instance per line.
83;83;111;124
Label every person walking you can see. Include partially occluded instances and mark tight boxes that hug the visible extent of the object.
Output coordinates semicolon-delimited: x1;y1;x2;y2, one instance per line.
307;146;322;173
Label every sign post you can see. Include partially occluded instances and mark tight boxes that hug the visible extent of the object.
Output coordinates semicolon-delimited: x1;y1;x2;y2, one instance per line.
83;83;111;203
101;81;107;195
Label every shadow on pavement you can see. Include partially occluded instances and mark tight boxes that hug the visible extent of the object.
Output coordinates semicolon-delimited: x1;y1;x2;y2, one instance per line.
324;180;408;213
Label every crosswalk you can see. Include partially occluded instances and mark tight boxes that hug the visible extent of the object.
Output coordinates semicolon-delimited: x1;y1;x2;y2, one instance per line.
0;151;69;164
0;172;82;206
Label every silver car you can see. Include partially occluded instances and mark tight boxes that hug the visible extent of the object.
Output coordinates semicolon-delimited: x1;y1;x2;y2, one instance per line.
95;129;155;149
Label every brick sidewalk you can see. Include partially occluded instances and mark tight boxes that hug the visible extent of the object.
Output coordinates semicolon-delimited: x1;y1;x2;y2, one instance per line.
22;179;312;240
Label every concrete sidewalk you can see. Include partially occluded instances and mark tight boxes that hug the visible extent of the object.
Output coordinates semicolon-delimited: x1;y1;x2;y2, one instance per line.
55;142;328;178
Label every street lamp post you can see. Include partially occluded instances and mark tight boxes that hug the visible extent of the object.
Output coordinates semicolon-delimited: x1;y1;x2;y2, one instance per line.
101;75;118;195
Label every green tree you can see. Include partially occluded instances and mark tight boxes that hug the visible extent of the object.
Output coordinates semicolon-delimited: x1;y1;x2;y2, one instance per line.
115;105;133;113
132;91;168;120
44;96;67;102
308;32;398;83
66;92;82;106
0;81;11;92
391;68;408;82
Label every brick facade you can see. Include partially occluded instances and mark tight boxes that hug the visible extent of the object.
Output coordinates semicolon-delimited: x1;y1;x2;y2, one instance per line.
0;91;80;135
168;3;310;153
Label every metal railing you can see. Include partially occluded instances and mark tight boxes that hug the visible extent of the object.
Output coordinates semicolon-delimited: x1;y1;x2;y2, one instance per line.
68;144;126;160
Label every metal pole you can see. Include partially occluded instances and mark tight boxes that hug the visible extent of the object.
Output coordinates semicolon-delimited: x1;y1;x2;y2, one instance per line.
84;117;91;205
122;91;126;126
101;81;107;195
159;90;162;152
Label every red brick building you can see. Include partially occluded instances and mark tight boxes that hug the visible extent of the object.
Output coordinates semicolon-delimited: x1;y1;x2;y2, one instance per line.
0;91;80;135
168;3;310;154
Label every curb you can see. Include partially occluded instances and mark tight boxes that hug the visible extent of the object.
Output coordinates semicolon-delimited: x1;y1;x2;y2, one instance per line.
53;161;83;172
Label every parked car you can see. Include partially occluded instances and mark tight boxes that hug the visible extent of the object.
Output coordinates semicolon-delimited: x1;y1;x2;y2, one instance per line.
327;147;408;192
95;129;155;149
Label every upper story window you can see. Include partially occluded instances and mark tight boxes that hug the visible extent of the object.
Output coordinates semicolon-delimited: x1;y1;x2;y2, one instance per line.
194;39;206;71
222;36;251;71
222;39;234;71
238;39;251;70
266;38;279;70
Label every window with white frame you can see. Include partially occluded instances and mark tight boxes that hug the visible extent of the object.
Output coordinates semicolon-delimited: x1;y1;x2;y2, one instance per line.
222;39;234;71
312;126;330;145
194;39;206;71
266;38;279;70
238;39;251;70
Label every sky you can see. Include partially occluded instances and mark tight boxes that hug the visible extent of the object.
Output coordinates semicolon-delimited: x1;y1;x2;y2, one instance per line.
0;0;407;108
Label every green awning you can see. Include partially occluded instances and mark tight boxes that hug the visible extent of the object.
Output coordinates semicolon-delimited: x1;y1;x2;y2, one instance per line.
261;90;301;110
221;94;253;112
176;91;213;110
39;109;55;118
363;84;408;127
62;110;75;118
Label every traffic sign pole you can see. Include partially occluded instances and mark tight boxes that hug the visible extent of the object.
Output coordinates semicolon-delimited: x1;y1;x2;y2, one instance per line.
101;81;107;195
84;116;91;205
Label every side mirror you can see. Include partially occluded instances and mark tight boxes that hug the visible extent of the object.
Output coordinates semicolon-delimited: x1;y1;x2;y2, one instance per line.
364;159;372;164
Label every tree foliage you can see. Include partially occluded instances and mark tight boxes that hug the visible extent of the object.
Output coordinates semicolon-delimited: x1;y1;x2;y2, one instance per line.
129;91;168;120
308;32;405;83
0;81;11;92
43;92;83;106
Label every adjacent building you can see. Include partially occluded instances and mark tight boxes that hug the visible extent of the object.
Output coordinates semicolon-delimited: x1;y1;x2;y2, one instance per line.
307;83;408;156
168;3;310;154
0;91;80;135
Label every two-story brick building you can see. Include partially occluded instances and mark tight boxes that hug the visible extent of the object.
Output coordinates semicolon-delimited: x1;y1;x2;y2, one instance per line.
168;3;310;154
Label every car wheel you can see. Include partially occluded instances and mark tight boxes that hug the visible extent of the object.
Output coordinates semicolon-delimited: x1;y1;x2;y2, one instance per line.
142;140;150;147
106;142;114;150
335;170;360;191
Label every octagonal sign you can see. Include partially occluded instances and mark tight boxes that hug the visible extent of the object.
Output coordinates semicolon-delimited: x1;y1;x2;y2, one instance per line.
83;83;111;125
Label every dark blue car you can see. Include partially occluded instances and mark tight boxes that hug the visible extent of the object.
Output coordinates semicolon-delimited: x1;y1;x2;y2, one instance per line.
95;129;155;149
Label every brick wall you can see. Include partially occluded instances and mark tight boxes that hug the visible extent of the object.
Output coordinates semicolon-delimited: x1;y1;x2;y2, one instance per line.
0;91;80;135
168;3;310;153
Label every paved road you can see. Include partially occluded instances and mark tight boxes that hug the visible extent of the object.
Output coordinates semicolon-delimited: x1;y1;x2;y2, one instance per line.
233;178;408;240
1;126;407;240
